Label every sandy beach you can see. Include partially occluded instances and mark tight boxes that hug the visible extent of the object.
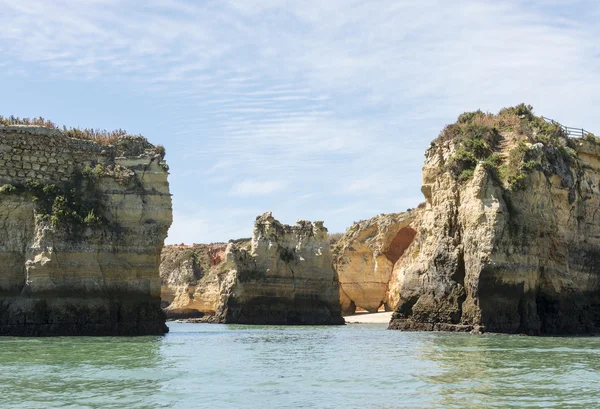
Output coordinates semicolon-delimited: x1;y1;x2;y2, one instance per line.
344;311;393;324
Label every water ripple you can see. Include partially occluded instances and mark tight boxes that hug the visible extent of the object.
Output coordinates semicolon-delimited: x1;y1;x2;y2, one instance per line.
1;324;599;408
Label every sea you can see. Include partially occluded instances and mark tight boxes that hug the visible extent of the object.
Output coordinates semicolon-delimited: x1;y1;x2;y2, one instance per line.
1;322;599;408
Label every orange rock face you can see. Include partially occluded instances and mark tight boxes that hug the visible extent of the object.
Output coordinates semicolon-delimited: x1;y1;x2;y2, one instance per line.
333;212;417;315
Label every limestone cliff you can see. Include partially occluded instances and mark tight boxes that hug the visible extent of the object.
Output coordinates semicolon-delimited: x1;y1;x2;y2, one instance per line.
160;243;228;318
163;213;343;325
389;105;600;335
0;125;172;336
333;212;416;315
215;212;343;324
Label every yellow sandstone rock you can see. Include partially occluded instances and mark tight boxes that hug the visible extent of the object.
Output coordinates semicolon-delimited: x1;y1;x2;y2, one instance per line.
389;106;600;334
160;212;344;325
333;212;416;315
0;125;172;336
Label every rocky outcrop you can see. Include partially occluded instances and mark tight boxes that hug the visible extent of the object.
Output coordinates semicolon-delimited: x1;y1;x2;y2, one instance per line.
389;106;600;335
333;213;416;315
160;243;228;318
0;125;172;336
166;213;344;325
215;212;344;324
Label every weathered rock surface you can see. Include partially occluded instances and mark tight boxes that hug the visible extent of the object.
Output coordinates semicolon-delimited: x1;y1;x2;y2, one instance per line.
389;107;600;335
160;243;228;318
0;125;172;336
333;213;416;315
215;212;344;324
165;213;344;324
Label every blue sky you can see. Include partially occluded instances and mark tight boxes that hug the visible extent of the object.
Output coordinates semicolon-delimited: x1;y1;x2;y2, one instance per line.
1;0;600;244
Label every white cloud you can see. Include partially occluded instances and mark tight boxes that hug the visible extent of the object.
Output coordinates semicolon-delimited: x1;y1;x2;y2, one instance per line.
2;0;600;242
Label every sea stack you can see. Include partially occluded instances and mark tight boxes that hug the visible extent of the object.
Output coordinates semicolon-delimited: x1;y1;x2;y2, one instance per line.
0;125;172;336
161;212;344;325
388;105;600;335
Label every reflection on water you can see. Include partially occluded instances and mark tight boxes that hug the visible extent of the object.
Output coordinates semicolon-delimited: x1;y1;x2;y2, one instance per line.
1;323;599;408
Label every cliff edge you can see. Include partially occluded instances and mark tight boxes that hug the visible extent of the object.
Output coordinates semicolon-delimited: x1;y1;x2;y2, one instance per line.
389;105;600;335
0;125;172;336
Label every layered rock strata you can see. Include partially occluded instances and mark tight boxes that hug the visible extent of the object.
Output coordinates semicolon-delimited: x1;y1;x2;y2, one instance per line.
333;213;416;315
0;125;172;336
160;243;228;318
389;107;600;335
216;213;344;324
162;213;344;325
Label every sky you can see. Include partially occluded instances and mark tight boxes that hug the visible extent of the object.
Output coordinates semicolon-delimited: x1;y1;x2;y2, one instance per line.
1;0;600;244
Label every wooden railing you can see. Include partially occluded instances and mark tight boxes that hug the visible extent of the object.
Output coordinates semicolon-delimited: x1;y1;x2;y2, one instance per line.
541;116;593;138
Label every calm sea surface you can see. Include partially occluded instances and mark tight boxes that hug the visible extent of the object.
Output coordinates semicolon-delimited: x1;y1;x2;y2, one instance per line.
1;322;599;408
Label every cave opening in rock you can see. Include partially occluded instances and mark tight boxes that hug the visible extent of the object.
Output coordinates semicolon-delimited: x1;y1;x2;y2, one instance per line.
398;295;418;317
383;226;417;264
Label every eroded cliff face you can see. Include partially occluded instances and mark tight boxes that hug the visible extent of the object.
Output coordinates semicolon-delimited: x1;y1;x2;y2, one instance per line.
164;213;344;324
0;125;172;336
333;213;416;315
389;107;600;335
160;243;228;318
215;212;344;324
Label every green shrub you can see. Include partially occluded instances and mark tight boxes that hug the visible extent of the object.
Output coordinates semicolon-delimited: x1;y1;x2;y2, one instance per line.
495;141;535;190
481;153;503;178
458;169;475;183
83;210;101;226
498;103;534;121
443;122;500;181
82;164;106;180
584;133;597;143
437;104;583;187
0;184;16;194
457;110;484;124
22;173;105;234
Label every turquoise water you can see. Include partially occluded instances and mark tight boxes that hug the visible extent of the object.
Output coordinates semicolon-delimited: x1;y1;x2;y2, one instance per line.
1;323;599;408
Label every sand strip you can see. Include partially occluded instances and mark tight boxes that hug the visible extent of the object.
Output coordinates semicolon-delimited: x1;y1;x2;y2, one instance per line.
344;311;393;324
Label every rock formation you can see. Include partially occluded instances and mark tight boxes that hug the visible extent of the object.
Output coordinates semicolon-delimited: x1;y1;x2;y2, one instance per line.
333;212;416;315
161;212;344;325
160;243;228;318
388;105;600;335
0;125;172;336
216;212;343;324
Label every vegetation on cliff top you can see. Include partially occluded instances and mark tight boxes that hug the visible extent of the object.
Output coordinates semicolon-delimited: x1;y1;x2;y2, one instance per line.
0;115;141;146
435;104;585;190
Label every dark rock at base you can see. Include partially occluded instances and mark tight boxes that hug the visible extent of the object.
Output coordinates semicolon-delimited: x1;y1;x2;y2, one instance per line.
386;107;600;336
221;297;345;325
0;297;168;336
165;308;205;320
